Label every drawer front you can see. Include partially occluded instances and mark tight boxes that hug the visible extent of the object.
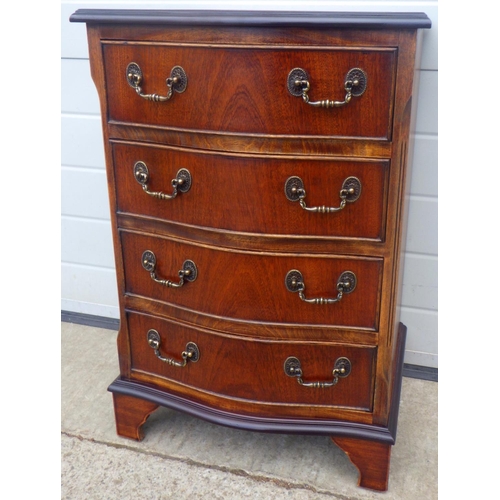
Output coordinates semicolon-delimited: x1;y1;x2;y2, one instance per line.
128;311;376;411
114;142;388;241
104;43;396;138
121;230;382;330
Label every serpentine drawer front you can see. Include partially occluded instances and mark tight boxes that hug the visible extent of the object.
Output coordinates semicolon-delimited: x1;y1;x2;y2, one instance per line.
103;43;396;138
112;142;389;240
120;229;382;329
71;9;431;492
127;311;376;413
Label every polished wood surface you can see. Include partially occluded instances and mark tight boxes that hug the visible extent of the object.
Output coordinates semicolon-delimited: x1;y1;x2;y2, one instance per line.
127;311;376;411
112;393;159;441
332;436;392;491
72;9;430;491
112;141;389;240
70;10;432;29
120;229;383;328
104;43;396;138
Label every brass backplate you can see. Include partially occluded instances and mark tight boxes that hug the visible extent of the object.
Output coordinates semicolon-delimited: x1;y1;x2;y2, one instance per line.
126;62;142;88
284;176;304;202
176;168;192;192
170;66;188;93
182;260;198;282
287;68;309;96
334;357;352;377
342;176;362;202
285;269;303;292
345;68;367;96
338;271;357;294
142;250;157;272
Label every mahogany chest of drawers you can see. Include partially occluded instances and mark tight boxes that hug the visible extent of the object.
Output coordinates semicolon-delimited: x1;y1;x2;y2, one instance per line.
71;9;431;491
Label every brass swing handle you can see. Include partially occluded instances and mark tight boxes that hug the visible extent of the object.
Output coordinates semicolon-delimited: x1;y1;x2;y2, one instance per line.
126;62;187;102
134;161;192;200
285;270;357;304
147;329;200;367
285;176;361;213
141;250;197;288
284;356;351;388
287;67;367;108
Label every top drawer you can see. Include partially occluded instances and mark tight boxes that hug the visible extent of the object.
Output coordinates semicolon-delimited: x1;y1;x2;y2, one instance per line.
103;43;396;139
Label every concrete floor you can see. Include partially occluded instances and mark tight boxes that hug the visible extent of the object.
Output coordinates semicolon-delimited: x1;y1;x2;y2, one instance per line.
61;321;437;499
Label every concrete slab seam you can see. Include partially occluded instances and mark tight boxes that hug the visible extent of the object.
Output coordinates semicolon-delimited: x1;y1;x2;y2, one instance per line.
62;431;362;500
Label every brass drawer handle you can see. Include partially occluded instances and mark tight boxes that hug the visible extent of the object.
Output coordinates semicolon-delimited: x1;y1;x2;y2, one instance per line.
284;356;351;388
141;250;197;288
126;62;187;102
285;176;361;213
287;67;367;108
147;329;200;367
134;161;192;200
285;269;356;304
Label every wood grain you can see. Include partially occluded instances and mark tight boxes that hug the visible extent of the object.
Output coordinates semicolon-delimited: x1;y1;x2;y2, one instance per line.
76;9;430;491
120;229;383;329
127;310;376;411
103;43;396;138
332;436;392;491
112;141;389;240
112;393;159;441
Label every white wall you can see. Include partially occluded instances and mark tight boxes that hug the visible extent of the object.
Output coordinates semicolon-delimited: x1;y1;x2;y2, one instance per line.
61;0;438;368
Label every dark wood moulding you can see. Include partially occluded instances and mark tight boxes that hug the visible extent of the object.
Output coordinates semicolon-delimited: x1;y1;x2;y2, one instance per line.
70;9;431;29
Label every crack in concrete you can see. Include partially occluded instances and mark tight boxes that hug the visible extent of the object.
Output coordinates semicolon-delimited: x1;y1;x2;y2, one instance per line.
62;431;363;500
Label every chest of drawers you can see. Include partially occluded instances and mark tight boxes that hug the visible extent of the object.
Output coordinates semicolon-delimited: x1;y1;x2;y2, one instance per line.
71;9;431;491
